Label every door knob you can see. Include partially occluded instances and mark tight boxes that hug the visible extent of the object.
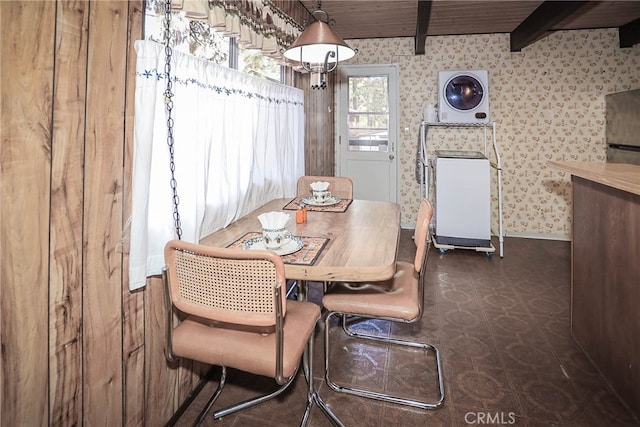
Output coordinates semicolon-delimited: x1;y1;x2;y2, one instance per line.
389;154;395;161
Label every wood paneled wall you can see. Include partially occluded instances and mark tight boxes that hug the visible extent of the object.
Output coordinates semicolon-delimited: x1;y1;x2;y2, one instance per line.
300;72;336;176
2;2;55;425
1;1;329;425
1;1;190;425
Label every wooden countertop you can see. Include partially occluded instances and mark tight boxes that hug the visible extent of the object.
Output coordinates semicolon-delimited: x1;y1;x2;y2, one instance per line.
548;161;640;196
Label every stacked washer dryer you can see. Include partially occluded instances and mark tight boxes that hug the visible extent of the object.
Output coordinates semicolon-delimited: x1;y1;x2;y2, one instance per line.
421;69;503;257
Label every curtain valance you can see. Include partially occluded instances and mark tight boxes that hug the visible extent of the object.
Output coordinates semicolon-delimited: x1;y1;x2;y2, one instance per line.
171;0;308;62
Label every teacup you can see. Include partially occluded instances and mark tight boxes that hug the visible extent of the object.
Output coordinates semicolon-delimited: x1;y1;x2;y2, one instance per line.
262;227;291;250
312;189;331;202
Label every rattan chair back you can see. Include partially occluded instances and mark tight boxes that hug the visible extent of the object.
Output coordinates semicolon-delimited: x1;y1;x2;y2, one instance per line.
164;240;287;328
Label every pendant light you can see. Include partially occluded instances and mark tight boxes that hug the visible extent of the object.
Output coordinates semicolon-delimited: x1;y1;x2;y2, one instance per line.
283;2;356;89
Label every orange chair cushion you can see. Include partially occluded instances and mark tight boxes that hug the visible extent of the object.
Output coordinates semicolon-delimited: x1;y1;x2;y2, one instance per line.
322;261;420;321
171;300;320;379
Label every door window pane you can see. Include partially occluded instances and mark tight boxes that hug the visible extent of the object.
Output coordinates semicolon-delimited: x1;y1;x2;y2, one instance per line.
348;76;389;152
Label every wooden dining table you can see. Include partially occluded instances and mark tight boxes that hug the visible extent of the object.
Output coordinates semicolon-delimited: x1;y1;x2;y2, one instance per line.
199;197;402;283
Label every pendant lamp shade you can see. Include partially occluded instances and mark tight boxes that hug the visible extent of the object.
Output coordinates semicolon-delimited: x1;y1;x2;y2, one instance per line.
284;20;356;65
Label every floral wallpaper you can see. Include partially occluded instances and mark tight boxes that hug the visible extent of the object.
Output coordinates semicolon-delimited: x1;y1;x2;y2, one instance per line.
345;29;640;239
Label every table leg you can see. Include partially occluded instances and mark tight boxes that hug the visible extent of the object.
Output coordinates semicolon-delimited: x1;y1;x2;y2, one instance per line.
301;325;345;427
297;280;344;427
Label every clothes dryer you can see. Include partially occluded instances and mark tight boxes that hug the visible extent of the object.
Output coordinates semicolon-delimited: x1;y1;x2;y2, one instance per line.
438;70;489;124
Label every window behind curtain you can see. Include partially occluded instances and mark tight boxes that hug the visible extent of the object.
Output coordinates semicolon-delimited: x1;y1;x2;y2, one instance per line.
129;40;304;290
144;0;281;82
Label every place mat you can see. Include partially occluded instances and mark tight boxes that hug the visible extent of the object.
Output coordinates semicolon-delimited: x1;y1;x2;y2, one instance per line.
227;232;329;266
283;197;353;213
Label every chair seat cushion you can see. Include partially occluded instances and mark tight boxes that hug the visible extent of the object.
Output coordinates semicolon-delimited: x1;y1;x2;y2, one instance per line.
172;300;320;380
322;261;420;321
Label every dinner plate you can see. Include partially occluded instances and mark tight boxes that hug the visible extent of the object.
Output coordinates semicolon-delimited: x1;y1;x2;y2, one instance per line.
243;235;304;256
302;195;341;207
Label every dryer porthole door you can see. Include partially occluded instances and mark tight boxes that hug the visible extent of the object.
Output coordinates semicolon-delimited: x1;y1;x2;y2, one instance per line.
443;75;485;111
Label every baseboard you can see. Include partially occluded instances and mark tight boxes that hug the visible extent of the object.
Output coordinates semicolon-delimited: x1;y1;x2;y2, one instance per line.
402;225;571;242
504;231;570;241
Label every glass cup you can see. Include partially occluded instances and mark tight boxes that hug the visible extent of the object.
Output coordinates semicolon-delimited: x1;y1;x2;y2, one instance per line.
262;227;291;250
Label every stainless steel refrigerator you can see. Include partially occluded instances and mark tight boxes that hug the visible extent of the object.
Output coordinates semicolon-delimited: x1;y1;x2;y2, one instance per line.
606;89;640;165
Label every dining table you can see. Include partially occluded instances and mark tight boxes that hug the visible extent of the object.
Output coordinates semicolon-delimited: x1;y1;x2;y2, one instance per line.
199;197;402;283
199;196;401;426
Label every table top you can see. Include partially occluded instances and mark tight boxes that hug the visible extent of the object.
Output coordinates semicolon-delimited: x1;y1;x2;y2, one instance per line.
200;198;401;282
548;161;640;196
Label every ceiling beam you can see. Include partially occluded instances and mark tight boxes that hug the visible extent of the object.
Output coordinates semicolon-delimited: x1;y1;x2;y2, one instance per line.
619;17;640;48
510;1;589;52
415;1;432;55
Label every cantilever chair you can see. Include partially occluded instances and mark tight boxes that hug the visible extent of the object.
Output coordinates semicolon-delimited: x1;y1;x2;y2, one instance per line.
322;199;445;410
296;175;354;200
162;240;321;426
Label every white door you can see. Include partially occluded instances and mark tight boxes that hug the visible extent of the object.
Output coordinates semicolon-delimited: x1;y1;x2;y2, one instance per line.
336;65;398;202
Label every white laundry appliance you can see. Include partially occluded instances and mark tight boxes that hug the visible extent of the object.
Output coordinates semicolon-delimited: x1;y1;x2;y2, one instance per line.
438;70;490;124
434;150;491;248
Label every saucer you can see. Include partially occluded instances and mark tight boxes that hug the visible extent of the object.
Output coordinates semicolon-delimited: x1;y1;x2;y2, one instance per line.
243;235;304;256
302;195;341;207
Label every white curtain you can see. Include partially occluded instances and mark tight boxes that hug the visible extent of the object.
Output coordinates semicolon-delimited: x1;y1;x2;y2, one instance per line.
129;40;305;290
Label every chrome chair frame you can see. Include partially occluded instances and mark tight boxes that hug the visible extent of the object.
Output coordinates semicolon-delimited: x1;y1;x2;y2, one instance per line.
162;241;336;426
322;199;445;410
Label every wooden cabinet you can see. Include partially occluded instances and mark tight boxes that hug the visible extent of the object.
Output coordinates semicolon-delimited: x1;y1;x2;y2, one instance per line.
549;161;640;419
571;176;640;419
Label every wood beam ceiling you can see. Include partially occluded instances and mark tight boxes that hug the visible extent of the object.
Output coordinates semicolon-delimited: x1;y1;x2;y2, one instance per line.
619;17;640;48
415;1;432;55
510;1;589;52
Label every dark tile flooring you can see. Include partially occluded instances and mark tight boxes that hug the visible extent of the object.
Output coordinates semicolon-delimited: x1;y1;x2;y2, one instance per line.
174;231;639;426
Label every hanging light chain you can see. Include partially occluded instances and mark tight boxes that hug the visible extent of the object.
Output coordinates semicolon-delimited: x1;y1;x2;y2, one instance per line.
164;0;182;240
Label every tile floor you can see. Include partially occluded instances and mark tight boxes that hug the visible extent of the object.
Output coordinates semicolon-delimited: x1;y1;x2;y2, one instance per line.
173;231;639;426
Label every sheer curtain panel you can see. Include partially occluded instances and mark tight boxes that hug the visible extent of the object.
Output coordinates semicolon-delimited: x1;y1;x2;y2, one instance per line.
129;40;304;290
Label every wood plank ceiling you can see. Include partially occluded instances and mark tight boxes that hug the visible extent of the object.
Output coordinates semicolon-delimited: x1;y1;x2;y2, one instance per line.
298;1;640;53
